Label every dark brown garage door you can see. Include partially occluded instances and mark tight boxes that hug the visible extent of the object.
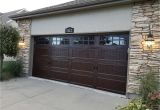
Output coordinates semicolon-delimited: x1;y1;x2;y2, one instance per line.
33;33;129;94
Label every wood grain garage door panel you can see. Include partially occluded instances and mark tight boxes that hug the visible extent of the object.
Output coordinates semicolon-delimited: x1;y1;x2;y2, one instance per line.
96;78;126;93
72;48;97;58
33;33;129;94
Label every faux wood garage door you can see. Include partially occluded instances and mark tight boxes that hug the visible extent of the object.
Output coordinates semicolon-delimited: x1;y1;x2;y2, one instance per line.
33;33;129;94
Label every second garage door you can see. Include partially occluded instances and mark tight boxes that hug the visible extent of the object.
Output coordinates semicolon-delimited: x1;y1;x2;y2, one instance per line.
33;32;129;94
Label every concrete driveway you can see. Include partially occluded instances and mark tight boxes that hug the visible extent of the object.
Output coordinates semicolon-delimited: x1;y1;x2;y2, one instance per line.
0;77;129;110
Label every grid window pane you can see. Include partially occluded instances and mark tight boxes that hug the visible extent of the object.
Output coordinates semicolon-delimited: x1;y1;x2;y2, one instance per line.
36;37;50;45
52;37;70;45
73;36;95;45
113;40;119;45
99;34;127;46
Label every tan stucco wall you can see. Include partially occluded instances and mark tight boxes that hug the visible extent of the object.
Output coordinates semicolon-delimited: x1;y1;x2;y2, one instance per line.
31;4;132;35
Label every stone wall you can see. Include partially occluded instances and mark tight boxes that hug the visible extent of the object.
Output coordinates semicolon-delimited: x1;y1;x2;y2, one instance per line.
128;0;160;94
17;20;32;75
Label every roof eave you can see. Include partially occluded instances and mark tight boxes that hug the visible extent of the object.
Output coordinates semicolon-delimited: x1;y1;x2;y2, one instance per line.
11;0;132;20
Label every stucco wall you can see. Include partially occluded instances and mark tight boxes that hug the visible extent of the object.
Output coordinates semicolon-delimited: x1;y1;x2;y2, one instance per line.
31;4;132;35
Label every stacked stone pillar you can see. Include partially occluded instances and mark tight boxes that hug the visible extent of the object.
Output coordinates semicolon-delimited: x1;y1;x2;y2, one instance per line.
17;20;32;75
128;0;160;94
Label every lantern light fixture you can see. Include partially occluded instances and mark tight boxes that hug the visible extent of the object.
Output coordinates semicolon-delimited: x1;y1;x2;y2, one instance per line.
18;37;25;47
144;24;155;49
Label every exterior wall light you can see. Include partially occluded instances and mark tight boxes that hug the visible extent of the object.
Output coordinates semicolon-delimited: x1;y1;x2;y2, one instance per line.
143;24;155;50
18;37;25;47
144;31;155;49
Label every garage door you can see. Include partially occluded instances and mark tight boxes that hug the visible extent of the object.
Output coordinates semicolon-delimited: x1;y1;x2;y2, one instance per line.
33;32;129;94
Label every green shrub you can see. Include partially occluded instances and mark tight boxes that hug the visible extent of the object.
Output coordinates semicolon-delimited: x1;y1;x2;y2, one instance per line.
1;60;23;80
0;71;14;80
117;99;149;110
139;70;159;105
117;67;160;110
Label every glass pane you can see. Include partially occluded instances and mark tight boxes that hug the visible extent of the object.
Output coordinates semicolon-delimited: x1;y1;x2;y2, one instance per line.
113;36;119;45
120;39;126;45
52;37;70;45
52;37;57;41
113;37;119;40
52;40;57;45
73;37;81;44
56;37;62;41
37;37;50;44
100;36;105;40
105;37;112;45
99;41;105;45
73;40;79;44
84;41;88;44
89;41;94;45
89;37;94;40
120;37;124;40
56;40;61;45
79;41;83;44
113;40;119;45
84;37;88;40
65;41;69;44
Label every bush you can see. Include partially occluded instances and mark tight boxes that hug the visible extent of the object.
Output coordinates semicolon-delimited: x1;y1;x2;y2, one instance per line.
139;70;159;106
117;98;149;110
1;60;23;80
117;68;160;110
148;91;160;109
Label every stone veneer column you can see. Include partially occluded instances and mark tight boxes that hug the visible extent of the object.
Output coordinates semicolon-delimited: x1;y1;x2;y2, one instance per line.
128;0;160;94
17;19;32;75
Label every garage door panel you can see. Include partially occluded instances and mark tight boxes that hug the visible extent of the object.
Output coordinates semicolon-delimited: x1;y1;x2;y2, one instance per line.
48;71;69;81
97;59;127;66
96;78;126;93
71;69;94;76
98;48;128;61
70;74;95;87
49;67;68;72
49;59;69;69
72;48;96;58
98;64;127;76
34;56;50;66
71;61;94;72
97;73;126;82
33;67;50;78
51;47;69;57
33;33;129;94
34;46;50;55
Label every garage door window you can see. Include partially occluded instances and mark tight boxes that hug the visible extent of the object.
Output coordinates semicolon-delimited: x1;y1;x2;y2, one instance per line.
36;37;50;45
73;36;95;45
52;37;70;45
99;35;127;46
